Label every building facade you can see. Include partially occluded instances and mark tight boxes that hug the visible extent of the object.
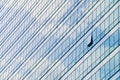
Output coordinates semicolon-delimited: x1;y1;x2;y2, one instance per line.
0;0;120;80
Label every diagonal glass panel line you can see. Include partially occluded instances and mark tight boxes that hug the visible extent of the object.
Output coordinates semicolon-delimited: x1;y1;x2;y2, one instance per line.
0;0;54;63
0;0;44;38
0;0;53;63
11;0;92;79
0;0;64;62
0;0;53;58
0;0;54;79
0;0;18;20
0;0;79;62
60;5;120;80
0;0;120;80
40;3;120;80
0;0;41;48
61;22;120;80
0;0;13;14
22;0;103;79
61;6;120;80
0;0;8;11
42;12;120;80
0;0;31;42
0;0;71;69
0;0;86;79
0;0;51;41
0;0;70;79
0;0;22;24
1;0;71;79
0;0;30;39
32;0;119;79
0;0;19;30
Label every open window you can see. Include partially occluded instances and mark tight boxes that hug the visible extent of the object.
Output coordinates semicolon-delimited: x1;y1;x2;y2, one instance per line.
87;34;93;47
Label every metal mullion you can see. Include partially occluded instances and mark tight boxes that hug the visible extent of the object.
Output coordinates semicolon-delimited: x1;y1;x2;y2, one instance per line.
0;0;33;35
0;0;41;48
0;0;51;63
0;0;59;79
0;0;13;14
0;0;8;11
2;0;81;79
49;1;120;79
0;0;20;22
32;0;101;79
21;0;96;79
20;0;87;79
0;0;19;20
7;0;69;79
68;21;120;80
0;0;53;62
0;0;38;59
0;0;28;34
0;0;54;60
37;0;100;79
65;24;120;80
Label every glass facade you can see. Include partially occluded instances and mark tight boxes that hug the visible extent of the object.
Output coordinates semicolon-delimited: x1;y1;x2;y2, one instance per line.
0;0;120;80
